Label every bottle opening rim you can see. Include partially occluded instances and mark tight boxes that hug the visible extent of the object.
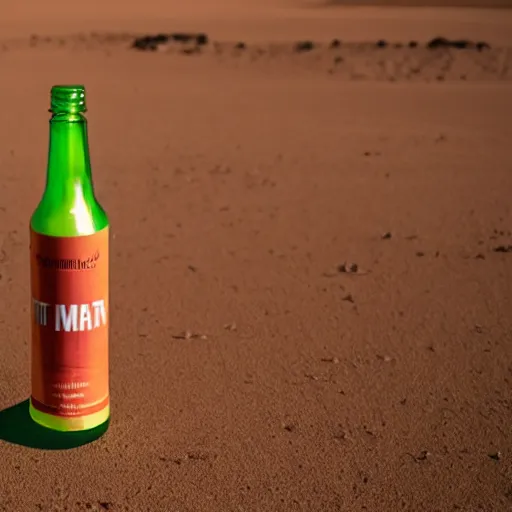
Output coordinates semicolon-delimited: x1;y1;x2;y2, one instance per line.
50;85;87;114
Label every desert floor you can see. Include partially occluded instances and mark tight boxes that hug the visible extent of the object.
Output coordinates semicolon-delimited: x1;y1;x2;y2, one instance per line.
0;1;511;511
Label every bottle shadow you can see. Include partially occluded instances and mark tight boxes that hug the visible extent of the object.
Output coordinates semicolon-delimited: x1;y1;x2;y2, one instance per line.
0;399;109;450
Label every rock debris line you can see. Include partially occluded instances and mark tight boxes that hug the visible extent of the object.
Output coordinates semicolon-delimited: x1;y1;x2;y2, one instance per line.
426;37;491;51
127;33;511;82
131;33;492;53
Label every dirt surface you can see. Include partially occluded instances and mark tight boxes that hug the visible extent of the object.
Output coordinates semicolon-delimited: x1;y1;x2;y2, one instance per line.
0;1;511;511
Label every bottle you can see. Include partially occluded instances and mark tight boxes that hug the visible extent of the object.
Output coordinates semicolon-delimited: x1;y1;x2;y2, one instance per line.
29;85;110;432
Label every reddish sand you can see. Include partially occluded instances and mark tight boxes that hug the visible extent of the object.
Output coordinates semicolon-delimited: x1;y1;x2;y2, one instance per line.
0;1;512;511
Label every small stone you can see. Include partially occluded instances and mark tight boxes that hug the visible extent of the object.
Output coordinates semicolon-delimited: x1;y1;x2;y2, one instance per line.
172;330;207;340
338;262;358;273
132;33;169;51
427;37;472;50
489;451;502;461
476;41;491;51
294;41;314;52
321;356;340;364
494;245;512;253
196;33;209;46
417;450;431;461
334;429;348;441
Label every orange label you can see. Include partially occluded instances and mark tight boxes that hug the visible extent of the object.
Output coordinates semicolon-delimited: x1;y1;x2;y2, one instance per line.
30;227;109;418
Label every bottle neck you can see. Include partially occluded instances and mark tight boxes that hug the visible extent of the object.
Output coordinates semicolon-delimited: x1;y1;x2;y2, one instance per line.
45;113;94;197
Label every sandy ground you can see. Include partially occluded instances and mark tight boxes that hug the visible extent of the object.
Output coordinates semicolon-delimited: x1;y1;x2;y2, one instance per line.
0;1;512;511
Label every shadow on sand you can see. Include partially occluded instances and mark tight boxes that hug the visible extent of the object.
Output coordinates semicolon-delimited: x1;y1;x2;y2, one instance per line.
0;399;109;450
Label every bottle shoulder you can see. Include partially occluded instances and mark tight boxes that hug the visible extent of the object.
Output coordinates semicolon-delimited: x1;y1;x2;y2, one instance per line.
31;195;109;237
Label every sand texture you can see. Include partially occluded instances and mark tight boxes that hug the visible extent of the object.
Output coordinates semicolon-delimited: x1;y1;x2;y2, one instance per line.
0;1;511;511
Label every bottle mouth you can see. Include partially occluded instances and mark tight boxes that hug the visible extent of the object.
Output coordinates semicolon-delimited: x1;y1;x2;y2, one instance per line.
50;85;87;114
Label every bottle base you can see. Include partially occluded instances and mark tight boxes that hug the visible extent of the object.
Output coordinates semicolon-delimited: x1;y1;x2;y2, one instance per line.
29;399;110;432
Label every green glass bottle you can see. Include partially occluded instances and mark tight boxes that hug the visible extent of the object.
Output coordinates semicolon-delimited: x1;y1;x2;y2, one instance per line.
29;85;110;432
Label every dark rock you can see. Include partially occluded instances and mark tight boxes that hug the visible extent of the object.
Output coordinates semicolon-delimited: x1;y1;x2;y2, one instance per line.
171;32;209;45
152;33;170;44
294;41;315;52
476;41;491;51
338;262;359;274
171;33;195;43
235;42;247;50
427;37;480;50
493;245;512;253
427;37;451;49
132;34;169;51
330;39;341;49
376;39;388;48
408;41;418;48
489;451;502;461
132;32;209;51
196;33;209;46
451;40;471;49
